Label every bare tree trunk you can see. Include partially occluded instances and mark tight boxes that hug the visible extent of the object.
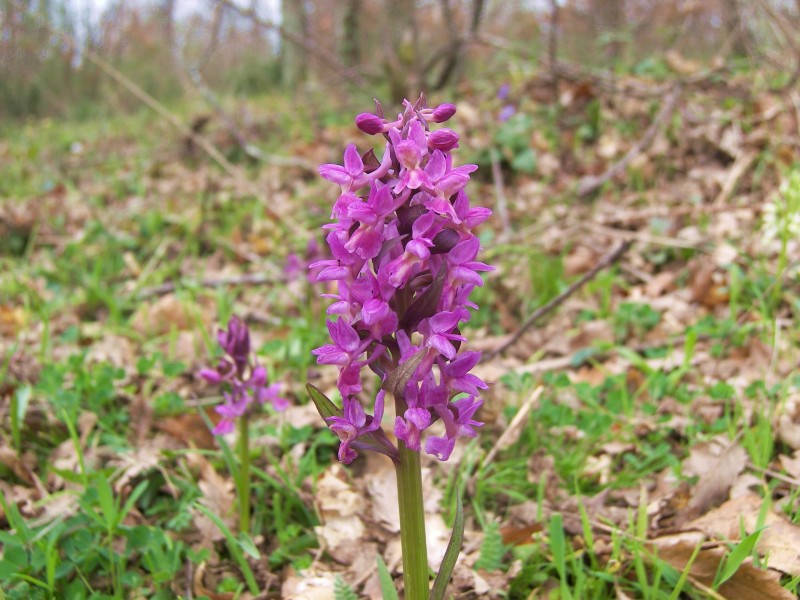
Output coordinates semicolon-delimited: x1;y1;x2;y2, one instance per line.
385;0;419;103
340;0;361;65
722;0;748;56
595;0;625;61
432;0;486;90
281;0;307;90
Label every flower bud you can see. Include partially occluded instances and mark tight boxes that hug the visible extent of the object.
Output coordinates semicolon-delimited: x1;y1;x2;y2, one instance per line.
356;112;385;135
199;368;222;384
431;103;456;123
428;128;459;151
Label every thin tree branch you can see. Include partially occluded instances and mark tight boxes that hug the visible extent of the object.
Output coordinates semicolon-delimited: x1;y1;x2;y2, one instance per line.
577;85;681;198
484;240;631;360
136;272;285;299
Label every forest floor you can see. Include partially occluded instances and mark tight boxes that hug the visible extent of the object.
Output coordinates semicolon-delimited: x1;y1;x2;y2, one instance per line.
2;62;800;599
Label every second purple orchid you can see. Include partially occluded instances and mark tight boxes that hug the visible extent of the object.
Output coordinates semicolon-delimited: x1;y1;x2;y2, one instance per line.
312;95;493;465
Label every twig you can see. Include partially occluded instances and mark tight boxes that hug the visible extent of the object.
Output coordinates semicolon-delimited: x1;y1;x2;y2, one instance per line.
485;240;631;360
187;65;260;161
585;222;710;251
136;272;284;299
494;332;714;380
578;86;682;198
547;0;560;99
713;150;757;206
466;386;544;491
595;199;767;225
490;150;511;243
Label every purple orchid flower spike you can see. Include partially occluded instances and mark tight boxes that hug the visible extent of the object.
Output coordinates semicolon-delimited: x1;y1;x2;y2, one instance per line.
199;316;289;436
310;95;493;466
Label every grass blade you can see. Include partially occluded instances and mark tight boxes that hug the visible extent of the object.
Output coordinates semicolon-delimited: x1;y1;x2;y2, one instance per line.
376;554;399;600
430;491;464;600
194;502;260;595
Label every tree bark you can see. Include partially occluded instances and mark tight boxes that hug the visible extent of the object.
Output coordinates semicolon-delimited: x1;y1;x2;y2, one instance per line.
281;0;307;90
385;0;419;103
595;0;625;61
722;0;748;57
340;0;361;65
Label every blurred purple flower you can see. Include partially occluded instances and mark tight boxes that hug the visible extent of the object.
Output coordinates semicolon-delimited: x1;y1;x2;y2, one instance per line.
498;105;516;122
497;83;510;101
199;316;288;435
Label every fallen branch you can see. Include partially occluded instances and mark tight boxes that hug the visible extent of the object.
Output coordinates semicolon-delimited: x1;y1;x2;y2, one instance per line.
713;150;758;206
490;150;511;243
136;272;285;299
578;85;682;198
466;386;544;491
585;222;709;251
484;240;631;360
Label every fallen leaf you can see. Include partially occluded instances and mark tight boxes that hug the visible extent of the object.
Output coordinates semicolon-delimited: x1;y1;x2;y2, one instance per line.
680;437;747;522
0;305;26;337
652;531;795;600
157;410;218;450
689;493;800;577
189;454;236;544
132;293;206;336
281;566;337;600
314;465;366;565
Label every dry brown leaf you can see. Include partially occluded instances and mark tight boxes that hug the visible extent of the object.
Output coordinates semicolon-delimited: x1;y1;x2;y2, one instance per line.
680;437;747;522
653;531;795;600
777;394;800;450
690;258;727;307
779;451;800;480
86;333;134;369
280;567;337;600
0;444;45;496
564;245;597;276
189;453;236;544
665;49;701;75
193;562;235;600
0;304;26;337
689;493;800;577
157;410;218;450
314;465;366;565
645;271;676;297
131;293;205;336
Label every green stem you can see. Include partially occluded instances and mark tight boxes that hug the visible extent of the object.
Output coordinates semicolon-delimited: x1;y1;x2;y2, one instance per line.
238;414;251;534
396;440;429;600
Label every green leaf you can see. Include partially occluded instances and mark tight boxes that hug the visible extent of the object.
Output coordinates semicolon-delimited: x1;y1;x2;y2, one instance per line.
376;554;399;600
474;520;504;571
306;384;342;421
716;527;765;587
117;479;149;530
238;533;262;560
194;502;260;595
511;148;537;174
430;492;464;600
95;476;117;531
333;576;359;600
548;513;573;600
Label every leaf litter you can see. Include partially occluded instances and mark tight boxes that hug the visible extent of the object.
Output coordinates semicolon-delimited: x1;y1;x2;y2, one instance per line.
2;56;800;599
